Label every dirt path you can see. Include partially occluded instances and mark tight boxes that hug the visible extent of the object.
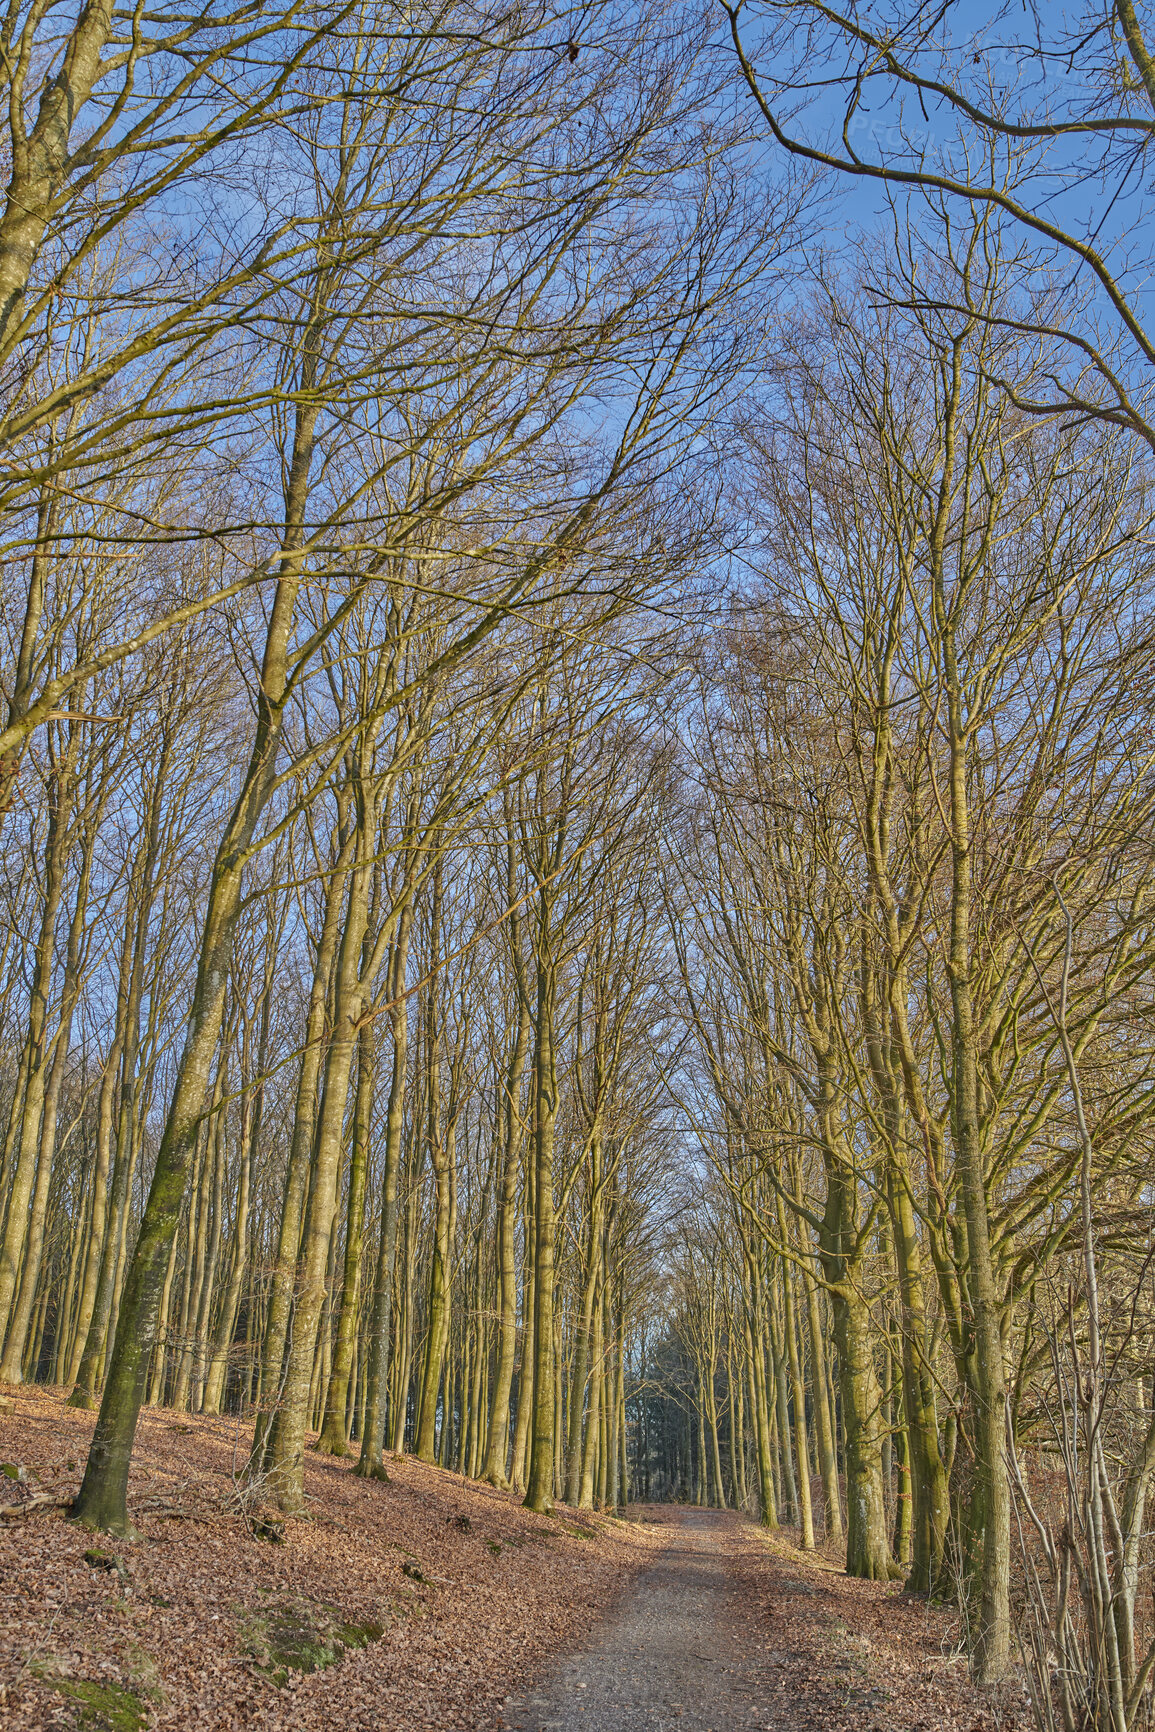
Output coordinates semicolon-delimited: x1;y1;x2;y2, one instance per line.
501;1510;775;1731
500;1508;1025;1732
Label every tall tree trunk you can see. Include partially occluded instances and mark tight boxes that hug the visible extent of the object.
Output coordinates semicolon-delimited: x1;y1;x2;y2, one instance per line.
0;756;71;1349
565;1176;602;1504
356;903;413;1480
775;1196;813;1547
800;1236;842;1540
66;1038;120;1387
263;813;375;1512
508;1146;536;1493
201;1116;251;1417
525;947;559;1513
1;840;88;1379
578;1264;604;1508
315;1020;374;1453
252;815;354;1462
821;1233;892;1578
481;958;531;1485
416;867;454;1465
768;1282;798;1523
72;486;312;1531
744;1290;777;1528
937;378;1011;1678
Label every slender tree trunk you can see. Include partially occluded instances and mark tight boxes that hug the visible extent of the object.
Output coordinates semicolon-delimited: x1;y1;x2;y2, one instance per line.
202;1106;253;1416
525;947;558;1513
191;1091;227;1411
775;1196;813;1547
416;868;455;1464
744;1293;777;1528
888;1149;947;1591
938;422;1011;1674
356;904;413;1480
578;1265;604;1508
173;1079;222;1413
0;762;71;1349
263;813;375;1510
509;1153;536;1493
252;816;353;1466
768;1280;798;1523
390;1171;418;1455
482;973;531;1485
800;1243;841;1540
66;1019;124;1386
146;1230;181;1408
53;1173;87;1386
72;538;310;1531
1;908;81;1380
315;1021;374;1453
565;1185;601;1503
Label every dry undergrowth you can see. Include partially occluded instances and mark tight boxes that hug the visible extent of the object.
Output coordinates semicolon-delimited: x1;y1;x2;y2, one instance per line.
723;1520;1031;1732
0;1387;659;1730
1;1390;1030;1732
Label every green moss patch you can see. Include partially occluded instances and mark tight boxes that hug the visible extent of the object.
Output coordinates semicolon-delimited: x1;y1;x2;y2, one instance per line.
240;1599;384;1688
36;1676;145;1731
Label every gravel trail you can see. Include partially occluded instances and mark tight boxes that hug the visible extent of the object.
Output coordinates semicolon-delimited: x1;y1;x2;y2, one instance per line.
500;1509;777;1732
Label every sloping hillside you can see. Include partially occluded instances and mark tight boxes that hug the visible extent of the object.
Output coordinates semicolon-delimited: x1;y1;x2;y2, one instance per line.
0;1388;657;1730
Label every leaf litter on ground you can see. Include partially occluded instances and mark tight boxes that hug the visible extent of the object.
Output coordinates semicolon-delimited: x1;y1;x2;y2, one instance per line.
1;1390;1029;1731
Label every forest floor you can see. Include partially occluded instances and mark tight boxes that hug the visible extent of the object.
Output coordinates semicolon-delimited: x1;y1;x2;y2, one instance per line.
0;1390;1029;1732
507;1506;1030;1732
